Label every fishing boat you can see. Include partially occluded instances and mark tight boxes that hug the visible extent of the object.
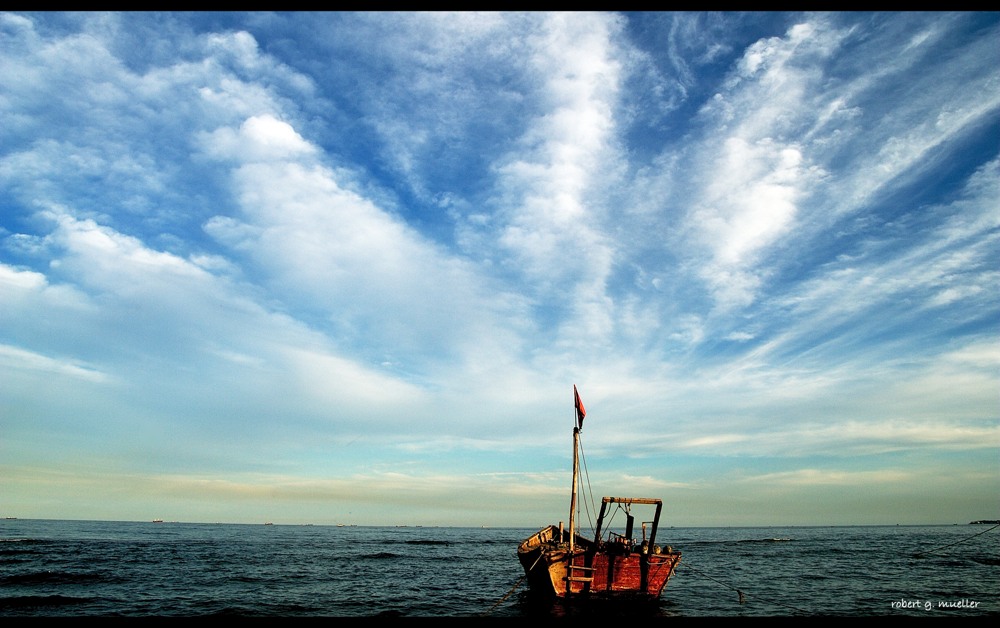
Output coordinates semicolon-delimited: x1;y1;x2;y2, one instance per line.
517;386;681;602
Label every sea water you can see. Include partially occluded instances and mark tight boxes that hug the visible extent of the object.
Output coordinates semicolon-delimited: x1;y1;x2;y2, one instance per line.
1;519;997;617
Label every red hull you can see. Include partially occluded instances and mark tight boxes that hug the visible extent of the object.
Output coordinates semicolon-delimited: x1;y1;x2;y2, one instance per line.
518;522;681;600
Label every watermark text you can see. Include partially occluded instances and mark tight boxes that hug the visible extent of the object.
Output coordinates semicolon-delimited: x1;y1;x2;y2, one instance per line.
891;598;980;611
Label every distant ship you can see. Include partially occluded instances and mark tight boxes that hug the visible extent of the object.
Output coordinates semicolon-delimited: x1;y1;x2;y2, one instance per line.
152;519;164;523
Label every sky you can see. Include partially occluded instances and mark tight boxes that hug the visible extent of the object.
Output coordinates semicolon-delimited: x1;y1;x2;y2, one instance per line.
1;11;998;529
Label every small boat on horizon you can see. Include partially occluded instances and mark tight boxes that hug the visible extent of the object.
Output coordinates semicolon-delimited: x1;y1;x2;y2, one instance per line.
517;385;681;603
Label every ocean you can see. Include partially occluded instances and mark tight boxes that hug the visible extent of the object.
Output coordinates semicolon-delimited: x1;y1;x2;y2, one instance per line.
1;518;997;618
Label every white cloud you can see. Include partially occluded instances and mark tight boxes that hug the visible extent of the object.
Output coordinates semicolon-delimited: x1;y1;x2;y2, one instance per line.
494;13;622;296
742;468;912;486
0;343;109;383
201;115;317;163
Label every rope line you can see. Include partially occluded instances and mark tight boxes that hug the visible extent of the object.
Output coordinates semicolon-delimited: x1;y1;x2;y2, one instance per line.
578;432;597;534
484;551;544;615
913;523;1000;558
483;574;525;616
676;561;809;615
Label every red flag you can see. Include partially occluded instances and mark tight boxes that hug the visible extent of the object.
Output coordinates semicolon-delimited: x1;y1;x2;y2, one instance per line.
574;385;586;428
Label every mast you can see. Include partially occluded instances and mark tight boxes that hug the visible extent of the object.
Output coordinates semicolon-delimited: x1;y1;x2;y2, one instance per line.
568;423;579;553
568;385;584;554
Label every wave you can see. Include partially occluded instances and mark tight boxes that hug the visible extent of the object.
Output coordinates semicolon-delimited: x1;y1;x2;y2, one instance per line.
0;594;94;609
0;570;117;586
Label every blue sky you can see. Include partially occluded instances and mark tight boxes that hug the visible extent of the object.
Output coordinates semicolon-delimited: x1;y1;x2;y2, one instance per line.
1;11;998;528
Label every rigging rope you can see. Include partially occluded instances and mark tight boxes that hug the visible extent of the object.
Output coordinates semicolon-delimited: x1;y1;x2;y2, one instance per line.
578;432;597;534
913;523;1000;558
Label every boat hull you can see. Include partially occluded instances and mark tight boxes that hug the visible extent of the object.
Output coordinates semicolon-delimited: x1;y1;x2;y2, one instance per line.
518;524;680;601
